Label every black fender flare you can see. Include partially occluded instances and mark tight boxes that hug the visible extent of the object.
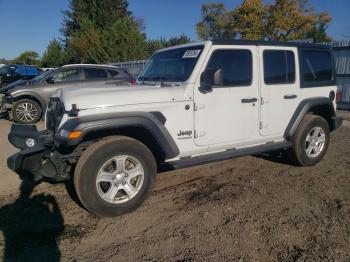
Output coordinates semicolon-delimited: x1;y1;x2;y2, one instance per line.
10;91;47;110
284;97;336;139
57;111;180;159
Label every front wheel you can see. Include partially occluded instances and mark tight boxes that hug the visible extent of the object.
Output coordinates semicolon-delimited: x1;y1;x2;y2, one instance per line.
12;99;42;124
289;115;330;166
74;136;157;217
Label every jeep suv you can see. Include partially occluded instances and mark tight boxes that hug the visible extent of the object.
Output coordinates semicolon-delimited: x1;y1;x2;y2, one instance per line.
7;40;342;217
0;64;134;124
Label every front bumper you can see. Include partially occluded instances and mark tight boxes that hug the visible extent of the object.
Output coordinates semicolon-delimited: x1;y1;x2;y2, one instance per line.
0;95;13;119
7;124;70;182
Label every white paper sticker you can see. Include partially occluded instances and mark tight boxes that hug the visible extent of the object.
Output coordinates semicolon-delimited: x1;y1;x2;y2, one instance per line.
183;50;201;58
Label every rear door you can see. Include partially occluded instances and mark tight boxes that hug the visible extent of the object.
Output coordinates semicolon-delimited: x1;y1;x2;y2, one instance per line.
259;46;300;137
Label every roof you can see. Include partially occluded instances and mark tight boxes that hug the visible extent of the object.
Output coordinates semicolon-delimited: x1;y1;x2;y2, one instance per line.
62;64;118;69
211;39;331;49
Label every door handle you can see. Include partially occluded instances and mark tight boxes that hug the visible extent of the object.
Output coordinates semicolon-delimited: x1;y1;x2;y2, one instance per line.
284;94;298;100
241;98;258;103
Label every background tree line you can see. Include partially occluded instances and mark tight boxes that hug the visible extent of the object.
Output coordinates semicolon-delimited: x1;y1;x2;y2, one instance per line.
2;0;349;68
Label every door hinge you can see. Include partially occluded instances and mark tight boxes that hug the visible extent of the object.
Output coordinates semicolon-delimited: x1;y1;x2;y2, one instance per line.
194;129;206;138
194;103;205;111
259;121;263;130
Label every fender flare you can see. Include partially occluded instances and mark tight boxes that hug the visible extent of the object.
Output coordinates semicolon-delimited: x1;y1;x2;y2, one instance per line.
57;111;180;159
10;91;47;110
284;97;336;139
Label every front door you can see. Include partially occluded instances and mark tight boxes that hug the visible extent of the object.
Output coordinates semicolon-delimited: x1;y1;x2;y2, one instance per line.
43;67;82;101
258;47;300;137
194;46;260;147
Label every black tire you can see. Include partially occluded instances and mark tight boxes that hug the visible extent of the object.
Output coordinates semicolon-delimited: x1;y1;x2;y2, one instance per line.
289;115;330;166
12;99;42;124
74;136;157;217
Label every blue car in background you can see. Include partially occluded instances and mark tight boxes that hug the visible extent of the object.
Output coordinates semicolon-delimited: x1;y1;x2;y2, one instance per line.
0;65;41;87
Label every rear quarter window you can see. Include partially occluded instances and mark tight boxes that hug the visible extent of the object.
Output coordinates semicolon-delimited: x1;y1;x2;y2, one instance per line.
301;49;335;88
84;68;108;80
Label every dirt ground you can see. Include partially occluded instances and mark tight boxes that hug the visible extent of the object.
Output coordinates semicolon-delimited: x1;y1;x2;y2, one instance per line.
0;113;349;261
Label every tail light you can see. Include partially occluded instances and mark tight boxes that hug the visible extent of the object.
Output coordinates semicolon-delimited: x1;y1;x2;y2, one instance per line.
336;90;341;104
130;79;136;85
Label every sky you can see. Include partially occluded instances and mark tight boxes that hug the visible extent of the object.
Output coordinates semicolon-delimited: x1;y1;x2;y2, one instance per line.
0;0;349;60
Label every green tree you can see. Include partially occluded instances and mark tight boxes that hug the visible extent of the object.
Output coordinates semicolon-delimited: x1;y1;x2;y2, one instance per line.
196;3;235;40
146;35;191;57
196;0;332;42
13;51;40;65
41;39;65;67
61;0;131;42
62;0;147;63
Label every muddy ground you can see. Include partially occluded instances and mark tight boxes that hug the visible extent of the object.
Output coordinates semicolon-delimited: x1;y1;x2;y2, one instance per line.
0;114;349;261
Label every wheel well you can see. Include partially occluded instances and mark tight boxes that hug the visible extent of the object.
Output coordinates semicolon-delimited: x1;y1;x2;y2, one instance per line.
81;127;167;167
308;104;334;130
13;95;44;111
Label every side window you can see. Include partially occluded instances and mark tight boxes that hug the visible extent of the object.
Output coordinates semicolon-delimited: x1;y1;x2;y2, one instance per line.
302;51;333;83
84;68;108;80
108;70;120;77
206;49;252;87
52;69;80;82
263;50;295;85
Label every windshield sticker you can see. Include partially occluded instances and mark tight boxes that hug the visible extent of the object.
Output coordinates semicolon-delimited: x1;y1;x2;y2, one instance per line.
183;50;201;59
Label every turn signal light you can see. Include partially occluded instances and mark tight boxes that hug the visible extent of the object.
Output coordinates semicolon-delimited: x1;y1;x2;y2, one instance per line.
60;129;83;139
68;131;83;139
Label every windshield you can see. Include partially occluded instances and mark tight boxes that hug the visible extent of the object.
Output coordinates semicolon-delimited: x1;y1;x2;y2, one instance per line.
31;69;56;82
139;45;204;83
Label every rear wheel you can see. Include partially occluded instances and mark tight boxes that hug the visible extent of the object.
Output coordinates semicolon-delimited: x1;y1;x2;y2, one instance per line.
74;136;157;217
12;99;42;124
289;115;330;166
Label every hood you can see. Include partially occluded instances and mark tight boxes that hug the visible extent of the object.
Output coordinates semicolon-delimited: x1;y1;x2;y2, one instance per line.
58;84;191;111
0;79;32;93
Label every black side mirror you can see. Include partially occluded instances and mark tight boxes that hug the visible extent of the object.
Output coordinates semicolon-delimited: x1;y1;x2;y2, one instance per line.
200;68;223;93
46;77;55;84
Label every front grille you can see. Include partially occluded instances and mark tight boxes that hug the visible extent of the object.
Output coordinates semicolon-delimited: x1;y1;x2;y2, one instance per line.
46;98;65;132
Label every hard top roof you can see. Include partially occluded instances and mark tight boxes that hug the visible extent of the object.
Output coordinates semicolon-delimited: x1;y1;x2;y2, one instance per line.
212;39;330;49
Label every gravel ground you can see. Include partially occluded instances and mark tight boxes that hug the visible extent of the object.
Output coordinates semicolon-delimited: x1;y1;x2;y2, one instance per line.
0;114;349;261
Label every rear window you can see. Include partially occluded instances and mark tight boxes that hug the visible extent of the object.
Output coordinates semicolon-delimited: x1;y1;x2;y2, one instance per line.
263;50;295;85
84;68;108;80
302;50;333;84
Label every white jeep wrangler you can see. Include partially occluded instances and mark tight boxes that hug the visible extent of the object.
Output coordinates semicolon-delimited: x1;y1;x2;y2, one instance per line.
7;40;342;217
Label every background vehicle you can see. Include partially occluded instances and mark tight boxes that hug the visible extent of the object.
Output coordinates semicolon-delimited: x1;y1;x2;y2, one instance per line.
0;64;135;124
0;65;41;88
7;40;342;217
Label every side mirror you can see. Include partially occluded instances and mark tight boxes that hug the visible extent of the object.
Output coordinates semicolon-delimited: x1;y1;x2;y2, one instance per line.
46;77;55;84
200;68;223;93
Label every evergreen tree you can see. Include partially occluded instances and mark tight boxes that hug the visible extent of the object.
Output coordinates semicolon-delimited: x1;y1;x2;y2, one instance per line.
41;39;65;67
62;0;147;63
61;0;131;42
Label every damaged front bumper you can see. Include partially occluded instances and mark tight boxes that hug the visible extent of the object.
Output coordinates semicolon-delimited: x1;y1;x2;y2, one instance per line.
7;124;76;182
0;94;13;119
